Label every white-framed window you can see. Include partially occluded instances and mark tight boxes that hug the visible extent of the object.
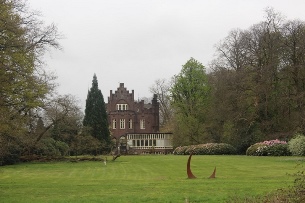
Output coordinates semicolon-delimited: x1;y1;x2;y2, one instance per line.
116;104;128;111
140;119;145;129
120;119;125;129
113;119;117;129
129;119;132;129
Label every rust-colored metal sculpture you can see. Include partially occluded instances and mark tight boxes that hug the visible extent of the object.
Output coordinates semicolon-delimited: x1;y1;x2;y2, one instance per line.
209;167;216;179
186;152;217;179
187;152;197;179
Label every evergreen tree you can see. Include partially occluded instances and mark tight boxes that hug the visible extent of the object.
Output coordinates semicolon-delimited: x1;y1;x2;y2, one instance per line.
83;74;110;146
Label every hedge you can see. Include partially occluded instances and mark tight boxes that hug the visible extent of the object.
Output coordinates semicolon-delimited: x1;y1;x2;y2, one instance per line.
173;143;236;155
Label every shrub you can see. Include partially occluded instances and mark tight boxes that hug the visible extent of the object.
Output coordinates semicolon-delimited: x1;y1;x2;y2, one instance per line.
246;139;289;156
246;143;268;156
0;143;21;166
173;143;236;155
288;134;305;156
266;144;291;156
35;138;69;157
173;146;189;155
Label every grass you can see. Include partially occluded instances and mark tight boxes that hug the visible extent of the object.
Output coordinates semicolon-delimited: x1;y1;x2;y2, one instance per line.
0;155;304;203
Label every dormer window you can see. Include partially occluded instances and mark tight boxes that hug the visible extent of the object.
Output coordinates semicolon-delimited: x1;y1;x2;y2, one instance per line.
117;104;128;111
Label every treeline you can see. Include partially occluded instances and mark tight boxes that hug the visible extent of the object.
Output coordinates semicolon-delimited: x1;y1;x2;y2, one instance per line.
0;0;111;165
152;9;305;153
2;1;305;166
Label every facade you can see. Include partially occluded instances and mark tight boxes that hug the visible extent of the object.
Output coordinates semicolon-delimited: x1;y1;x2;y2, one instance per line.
107;83;173;154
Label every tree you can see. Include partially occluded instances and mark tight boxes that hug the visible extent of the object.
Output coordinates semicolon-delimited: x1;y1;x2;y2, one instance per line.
0;0;60;136
280;19;305;133
83;74;111;148
170;58;211;146
149;78;173;130
208;8;305;153
0;0;61;165
42;94;83;141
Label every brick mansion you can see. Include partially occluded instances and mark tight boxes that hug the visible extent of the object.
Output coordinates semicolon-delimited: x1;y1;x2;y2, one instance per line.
106;83;173;154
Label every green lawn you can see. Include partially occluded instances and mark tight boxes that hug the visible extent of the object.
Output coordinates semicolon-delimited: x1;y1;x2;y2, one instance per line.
0;155;303;203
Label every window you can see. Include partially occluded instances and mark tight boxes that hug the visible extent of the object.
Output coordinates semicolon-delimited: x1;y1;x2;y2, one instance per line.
120;119;125;129
116;104;128;111
129;119;132;129
140;119;145;129
113;119;117;129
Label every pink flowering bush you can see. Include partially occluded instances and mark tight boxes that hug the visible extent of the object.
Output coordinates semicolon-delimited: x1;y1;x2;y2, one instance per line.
173;143;236;155
246;139;290;156
260;139;287;145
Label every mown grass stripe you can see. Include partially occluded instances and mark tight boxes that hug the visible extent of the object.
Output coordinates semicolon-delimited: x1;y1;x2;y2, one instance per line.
0;155;303;203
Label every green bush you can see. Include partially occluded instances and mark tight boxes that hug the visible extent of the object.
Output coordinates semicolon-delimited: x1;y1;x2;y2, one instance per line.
55;141;69;156
288;134;305;156
0;143;21;166
246;143;268;156
266;144;291;156
173;143;236;155
35;138;69;157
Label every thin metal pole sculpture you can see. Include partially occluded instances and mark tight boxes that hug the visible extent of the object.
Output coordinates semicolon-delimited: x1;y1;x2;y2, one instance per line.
187;152;196;179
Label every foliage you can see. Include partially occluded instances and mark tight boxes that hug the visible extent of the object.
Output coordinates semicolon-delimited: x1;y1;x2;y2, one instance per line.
246;143;268;156
290;166;305;202
0;136;22;166
69;134;103;156
246;139;290;156
171;58;211;146
172;146;189;155
207;8;305;152
0;0;60;134
83;74;111;148
173;143;236;155
288;134;305;156
266;144;291;156
167;9;305;150
0;0;61;164
34;138;69;157
42;95;84;147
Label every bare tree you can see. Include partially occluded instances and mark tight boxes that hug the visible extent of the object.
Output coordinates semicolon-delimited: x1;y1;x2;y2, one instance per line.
149;78;173;129
35;94;82;145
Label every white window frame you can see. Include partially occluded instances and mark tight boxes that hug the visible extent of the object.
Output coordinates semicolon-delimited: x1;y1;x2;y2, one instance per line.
140;119;145;129
113;119;117;129
116;104;128;111
120;119;125;129
129;119;132;129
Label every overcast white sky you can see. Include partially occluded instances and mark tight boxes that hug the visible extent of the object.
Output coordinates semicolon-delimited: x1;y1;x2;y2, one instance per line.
28;0;305;110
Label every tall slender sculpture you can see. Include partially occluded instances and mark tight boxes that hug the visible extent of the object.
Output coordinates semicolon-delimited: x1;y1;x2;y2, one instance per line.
187;152;196;179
